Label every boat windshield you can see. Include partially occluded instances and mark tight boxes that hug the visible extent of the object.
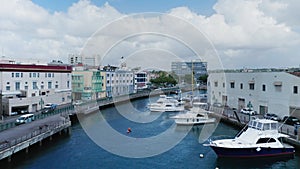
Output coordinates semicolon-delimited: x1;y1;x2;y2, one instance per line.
249;120;278;130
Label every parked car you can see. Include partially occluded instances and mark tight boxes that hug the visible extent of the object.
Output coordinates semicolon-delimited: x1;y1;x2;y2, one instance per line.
264;113;281;121
282;116;300;126
41;108;54;114
240;108;257;115
19;110;29;114
44;103;57;110
10;111;18;116
15;114;35;125
213;102;222;107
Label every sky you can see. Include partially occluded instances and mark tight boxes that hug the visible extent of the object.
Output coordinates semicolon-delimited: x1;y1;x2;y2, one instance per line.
1;0;300;70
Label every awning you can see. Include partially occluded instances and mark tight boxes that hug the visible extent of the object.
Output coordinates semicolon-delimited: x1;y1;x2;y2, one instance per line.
273;81;282;86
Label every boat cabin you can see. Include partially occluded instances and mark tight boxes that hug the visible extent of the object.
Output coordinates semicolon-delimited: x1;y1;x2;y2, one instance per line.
248;118;278;131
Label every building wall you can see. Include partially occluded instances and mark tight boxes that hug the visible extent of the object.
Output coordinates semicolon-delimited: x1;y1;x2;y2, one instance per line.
72;69;103;101
134;72;148;91
208;71;300;119
104;69;134;97
0;65;72;115
171;61;207;81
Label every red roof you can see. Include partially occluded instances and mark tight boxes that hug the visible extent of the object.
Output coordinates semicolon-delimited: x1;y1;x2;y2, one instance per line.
0;63;72;73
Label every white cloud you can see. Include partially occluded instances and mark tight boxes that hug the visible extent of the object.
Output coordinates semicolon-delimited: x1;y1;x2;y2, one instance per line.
0;0;300;69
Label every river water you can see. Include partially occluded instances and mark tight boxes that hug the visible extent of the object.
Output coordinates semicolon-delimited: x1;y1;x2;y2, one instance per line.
1;95;300;169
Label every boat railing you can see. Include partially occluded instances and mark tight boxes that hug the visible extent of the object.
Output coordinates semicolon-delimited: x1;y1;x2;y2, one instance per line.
234;123;248;138
209;135;234;142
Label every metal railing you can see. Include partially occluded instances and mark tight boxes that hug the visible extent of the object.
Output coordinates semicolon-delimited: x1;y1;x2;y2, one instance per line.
0;105;74;132
0;118;70;152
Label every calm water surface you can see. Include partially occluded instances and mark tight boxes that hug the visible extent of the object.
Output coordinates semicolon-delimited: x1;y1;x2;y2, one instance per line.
1;96;299;169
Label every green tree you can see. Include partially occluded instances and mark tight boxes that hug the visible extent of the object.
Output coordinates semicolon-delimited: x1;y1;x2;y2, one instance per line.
150;71;177;87
198;74;208;84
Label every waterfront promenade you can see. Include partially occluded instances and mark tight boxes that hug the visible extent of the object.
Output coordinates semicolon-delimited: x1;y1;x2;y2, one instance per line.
0;114;71;161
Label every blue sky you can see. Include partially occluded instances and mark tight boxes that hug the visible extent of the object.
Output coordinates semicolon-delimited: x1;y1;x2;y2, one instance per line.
32;0;217;15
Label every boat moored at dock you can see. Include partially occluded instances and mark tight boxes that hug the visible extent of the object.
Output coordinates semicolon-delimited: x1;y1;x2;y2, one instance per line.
171;102;215;125
205;117;295;158
148;95;185;112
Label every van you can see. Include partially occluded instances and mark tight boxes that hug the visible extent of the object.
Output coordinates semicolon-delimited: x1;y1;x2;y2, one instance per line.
15;114;35;125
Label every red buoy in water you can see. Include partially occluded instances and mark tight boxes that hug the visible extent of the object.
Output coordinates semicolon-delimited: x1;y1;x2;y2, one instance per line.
127;128;131;133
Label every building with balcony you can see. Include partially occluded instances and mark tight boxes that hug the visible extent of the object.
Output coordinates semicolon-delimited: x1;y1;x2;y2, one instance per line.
207;69;300;119
72;67;105;101
0;63;72;116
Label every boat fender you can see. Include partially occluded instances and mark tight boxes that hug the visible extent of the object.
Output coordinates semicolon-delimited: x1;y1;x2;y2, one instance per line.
199;154;204;158
127;128;132;133
256;147;261;152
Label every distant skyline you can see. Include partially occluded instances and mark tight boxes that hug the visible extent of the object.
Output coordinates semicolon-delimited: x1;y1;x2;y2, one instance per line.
1;0;300;70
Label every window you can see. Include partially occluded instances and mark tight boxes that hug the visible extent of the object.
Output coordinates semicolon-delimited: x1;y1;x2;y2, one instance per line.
21;73;23;77
12;73;14;78
16;73;20;77
48;73;51;77
294;86;298;94
240;83;243;89
48;81;52;89
256;138;276;144
6;86;10;91
25;86;28;90
33;73;36;78
67;81;70;88
262;84;266;91
249;83;255;90
214;81;218;87
230;82;235;88
29;73;32;78
15;82;20;90
223;83;225;88
33;82;38;89
41;85;44;89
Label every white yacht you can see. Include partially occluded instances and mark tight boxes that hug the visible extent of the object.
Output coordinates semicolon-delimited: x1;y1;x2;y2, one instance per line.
205;117;295;158
148;95;185;112
171;102;215;125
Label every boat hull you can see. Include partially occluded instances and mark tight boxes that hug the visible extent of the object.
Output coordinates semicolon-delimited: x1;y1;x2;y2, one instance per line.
175;118;215;125
210;146;295;158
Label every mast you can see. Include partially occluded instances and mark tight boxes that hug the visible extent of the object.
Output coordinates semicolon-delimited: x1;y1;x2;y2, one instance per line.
192;60;194;93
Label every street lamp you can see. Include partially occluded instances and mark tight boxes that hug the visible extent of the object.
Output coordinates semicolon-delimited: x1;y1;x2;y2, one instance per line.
39;98;44;110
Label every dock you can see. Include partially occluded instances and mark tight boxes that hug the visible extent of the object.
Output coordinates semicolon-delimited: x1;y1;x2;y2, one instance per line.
0;114;71;162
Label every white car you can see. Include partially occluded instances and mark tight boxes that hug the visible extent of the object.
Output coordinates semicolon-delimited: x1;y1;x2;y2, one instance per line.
240;108;257;115
44;103;57;110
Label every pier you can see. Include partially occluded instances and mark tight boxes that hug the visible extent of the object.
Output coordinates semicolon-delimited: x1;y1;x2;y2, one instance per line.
0;114;71;162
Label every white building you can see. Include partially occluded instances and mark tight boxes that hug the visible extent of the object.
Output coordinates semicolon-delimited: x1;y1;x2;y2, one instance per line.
208;69;300;119
102;65;134;97
0;63;72;115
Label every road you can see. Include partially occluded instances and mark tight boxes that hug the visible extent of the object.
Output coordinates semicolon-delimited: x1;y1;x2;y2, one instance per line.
0;114;66;143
